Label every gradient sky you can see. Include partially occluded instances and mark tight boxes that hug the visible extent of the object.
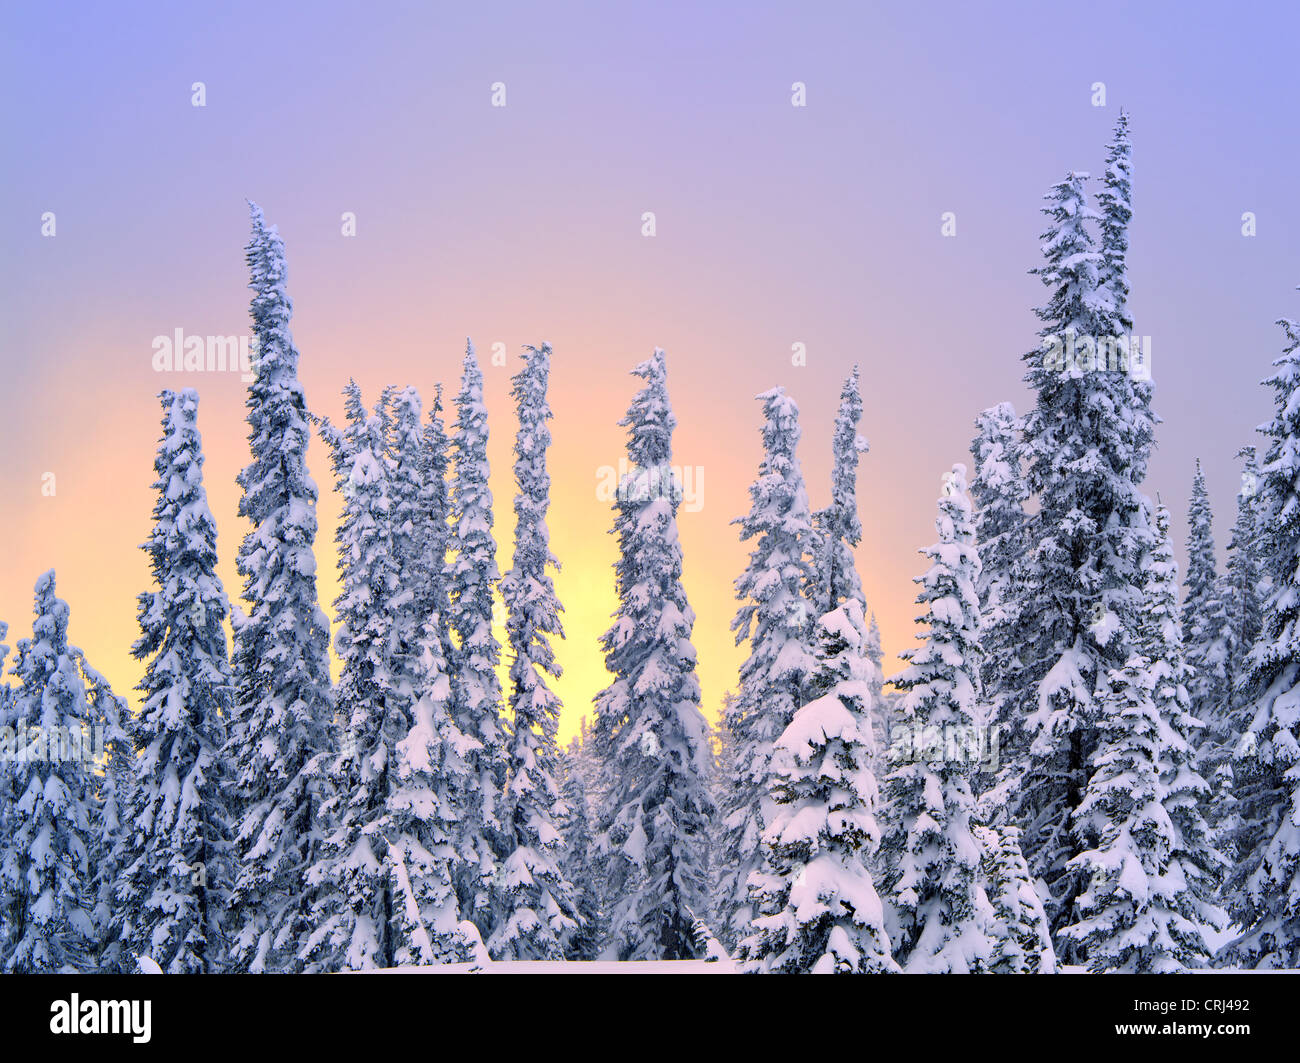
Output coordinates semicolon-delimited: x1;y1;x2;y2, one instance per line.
3;0;1299;742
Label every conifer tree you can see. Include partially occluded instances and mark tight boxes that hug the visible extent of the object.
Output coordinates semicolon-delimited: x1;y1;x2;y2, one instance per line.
420;383;454;662
975;823;1056;973
969;402;1027;716
1182;460;1231;748
386;614;481;967
591;350;716;960
739;597;895;973
86;664;133;973
0;573;101;972
226;203;335;973
493;343;580;959
120;389;234;973
864;613;891;767
879;465;996;973
1098;109;1134;335
1005;168;1155;944
386;385;435;722
446;341;507;933
0;622;10;964
1062;505;1221;972
809;366;869;619
304;386;404;971
739;367;892;973
1211;447;1267;858
716;387;819;951
1224;447;1266;691
558;738;601;960
1220;306;1300;968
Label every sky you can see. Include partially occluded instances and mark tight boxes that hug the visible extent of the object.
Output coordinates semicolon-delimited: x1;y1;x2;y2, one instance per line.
2;0;1298;742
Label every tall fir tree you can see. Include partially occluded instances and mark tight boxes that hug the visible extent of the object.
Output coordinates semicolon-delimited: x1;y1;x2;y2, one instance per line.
1182;460;1231;752
1224;447;1267;693
0;621;10;963
863;613;897;776
225;203;335;973
739;597;895;973
1211;447;1268;859
120;389;234;973
975;823;1057;973
419;382;454;663
1220;305;1300;968
739;367;892;972
386;611;482;967
85;664;134;974
969;402;1028;723
0;573;103;971
558;737;601;960
0;621;18;968
493;343;579;959
717;386;819;951
445;341;507;934
1097;109;1134;334
879;464;996;973
381;380;484;966
304;385;406;970
591;349;716;959
809;365;870;619
1061;505;1223;971
1098;111;1157;456
386;385;436;721
1004;166;1155;948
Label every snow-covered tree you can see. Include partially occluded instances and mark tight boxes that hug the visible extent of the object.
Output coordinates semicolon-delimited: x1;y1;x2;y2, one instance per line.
419;383;454;662
1182;460;1231;749
386;385;436;718
739;597;895;973
975;823;1056;973
1220;306;1300;968
1210;447;1268;858
591;349;716;960
863;613;892;766
491;342;579;959
1098;111;1156;455
119;389;234;973
558;738;601;960
717;386;819;951
0;622;10;962
85;664;133;973
809;366;869;619
880;464;996;973
737;367;892;973
446;341;507;933
1145;506;1226;959
386;617;482;967
1061;504;1221;972
303;385;406;971
1005;169;1155;945
1097;109;1134;335
969;402;1027;716
225;203;335;973
1058;656;1162;971
0;573;101;971
1224;446;1267;693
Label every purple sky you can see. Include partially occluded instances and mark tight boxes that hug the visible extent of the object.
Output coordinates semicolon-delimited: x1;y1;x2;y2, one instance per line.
3;0;1298;735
